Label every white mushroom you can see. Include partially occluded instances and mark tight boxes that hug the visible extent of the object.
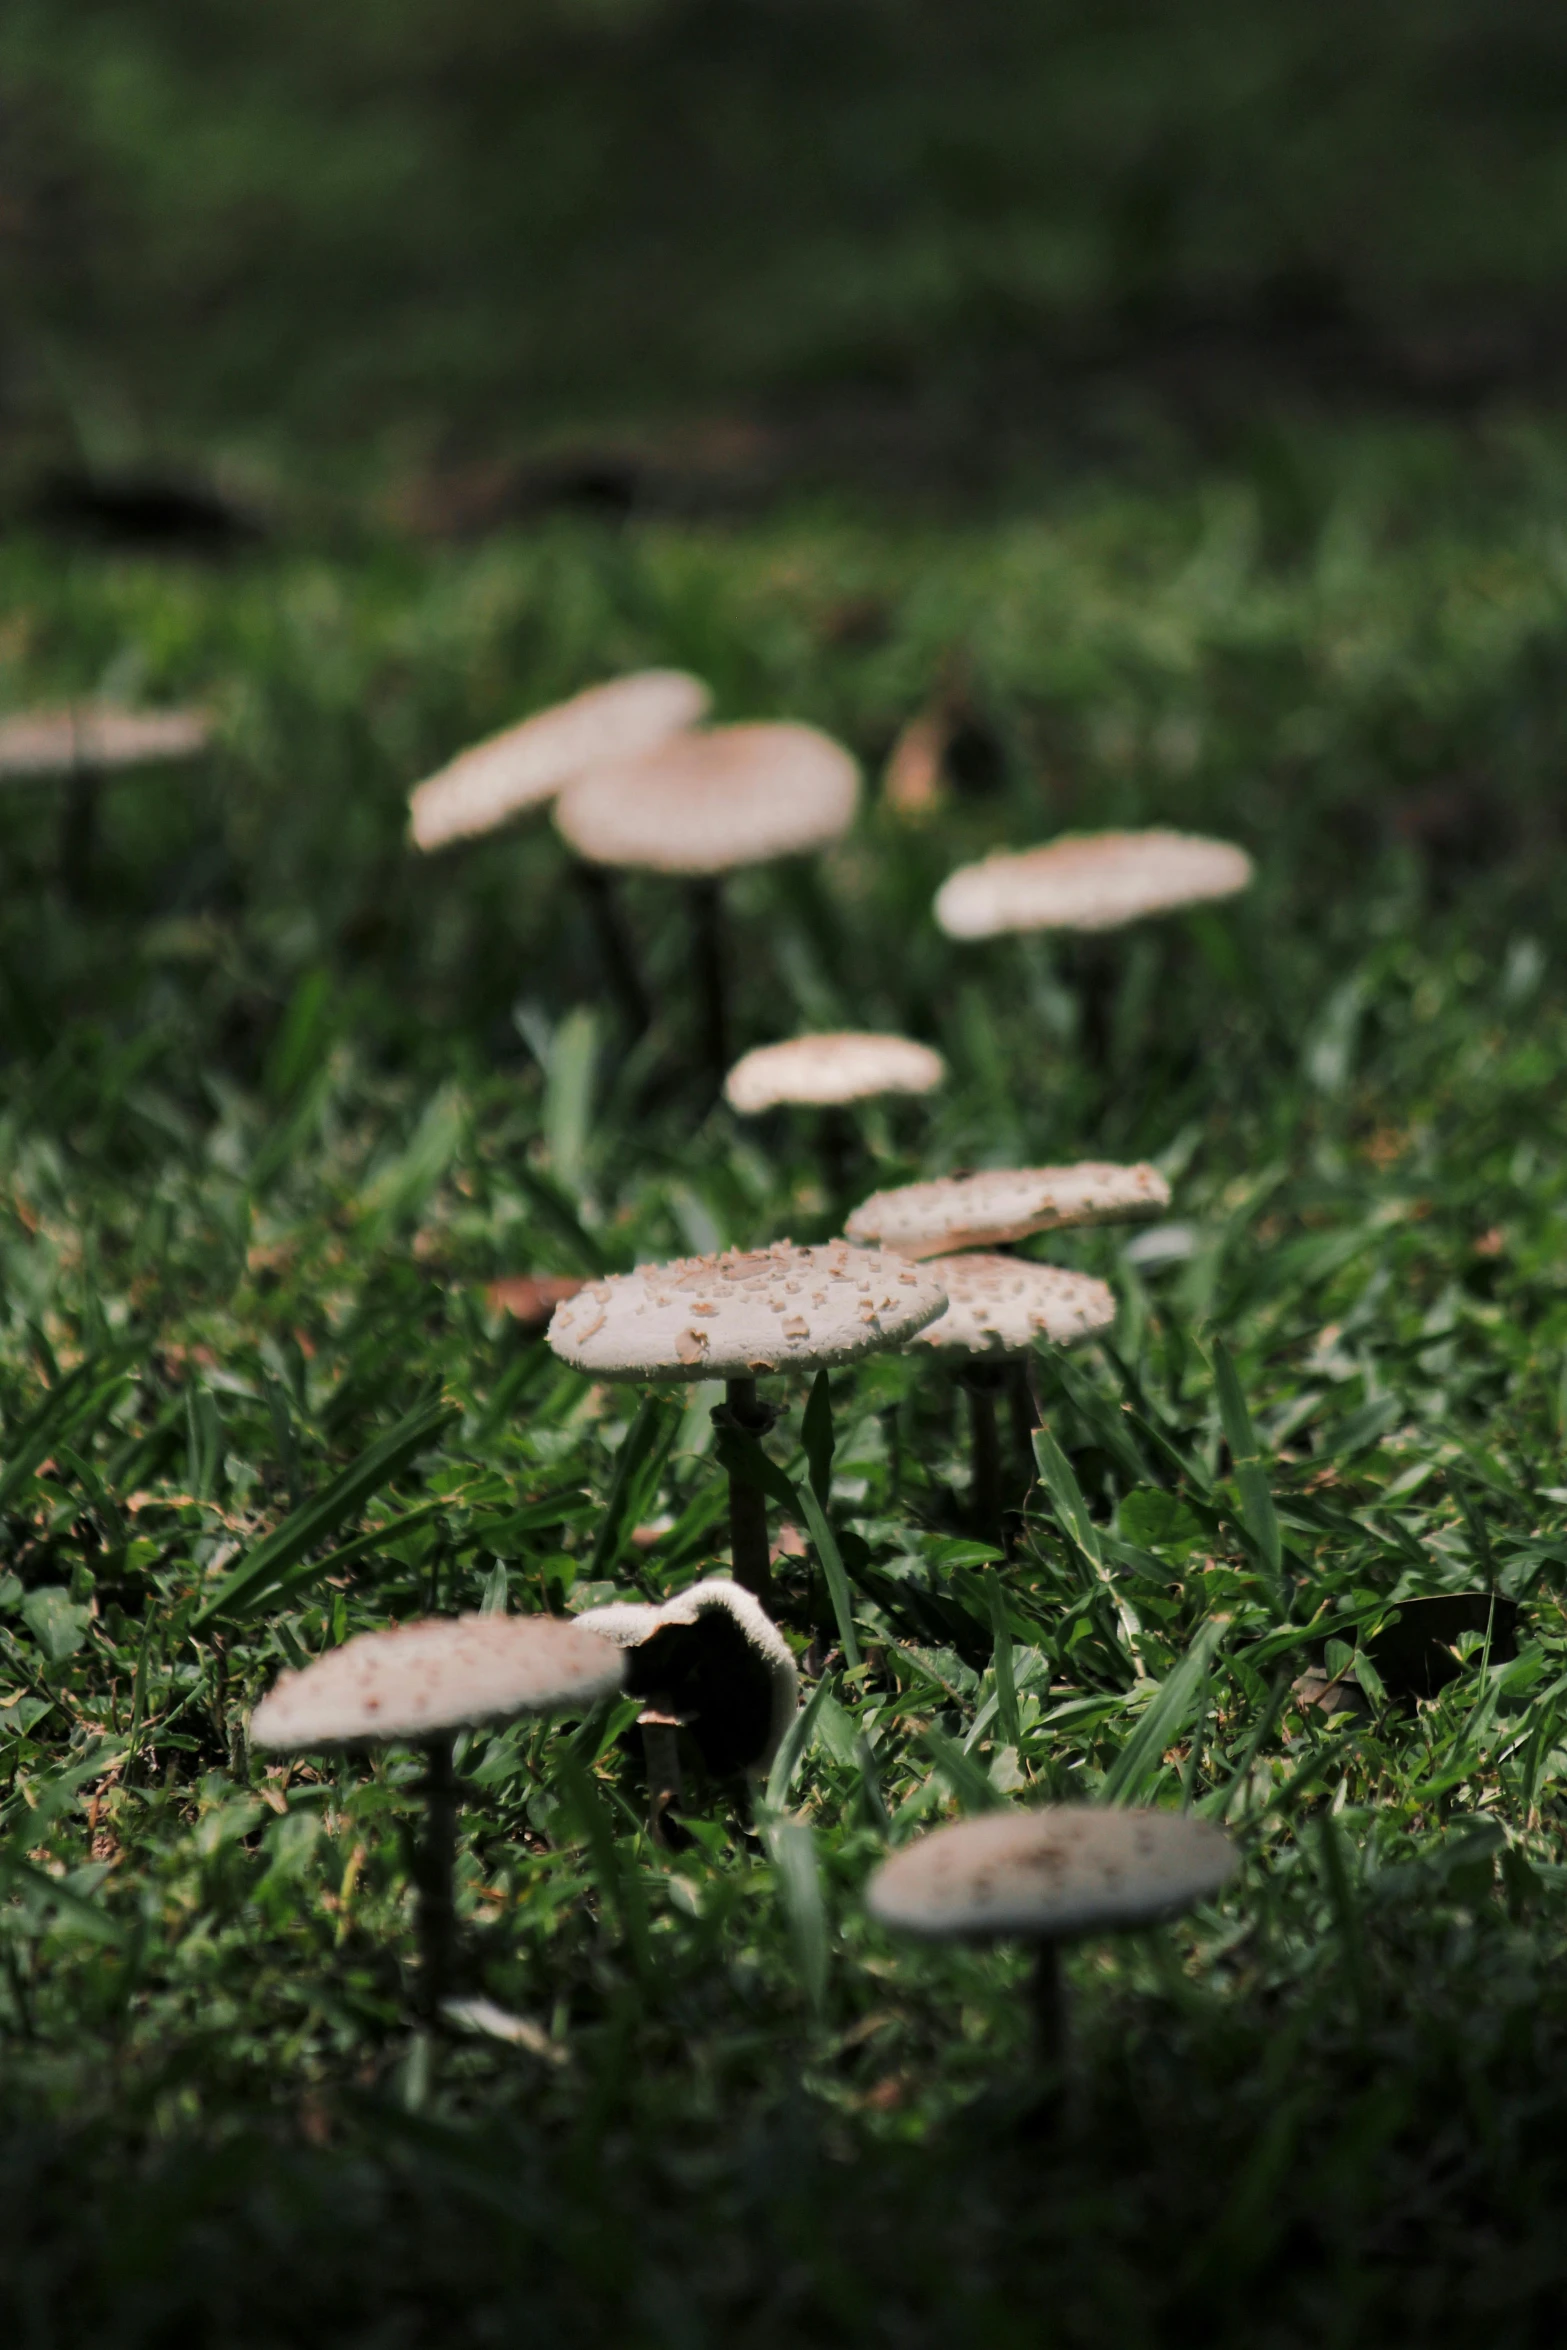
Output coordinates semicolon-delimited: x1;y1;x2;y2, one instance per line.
251;1615;625;2020
407;670;709;852
934;830;1253;941
867;1804;1237;2071
846;1163;1170;1260
549;1242;945;1601
577;1576;798;1838
724;1031;946;1115
554;723;861;1092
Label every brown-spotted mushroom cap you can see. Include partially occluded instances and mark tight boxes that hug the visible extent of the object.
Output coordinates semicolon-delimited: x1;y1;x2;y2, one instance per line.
934;830;1253;940
0;704;210;778
867;1805;1237;1942
724;1031;947;1116
912;1255;1115;1357
408;669;709;851
547;1240;946;1381
553;722;859;876
845;1163;1170;1260
250;1614;626;1751
576;1576;798;1775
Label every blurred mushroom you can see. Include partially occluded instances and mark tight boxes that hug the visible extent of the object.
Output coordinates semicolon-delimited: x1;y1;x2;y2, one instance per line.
408;670;710;1034
867;1804;1236;2086
577;1575;798;1841
485;1272;587;1334
724;1030;946;1204
934;829;1253;1067
251;1613;625;2020
910;1256;1115;1547
548;1241;945;1603
554;722;859;1096
0;701;212;900
846;1162;1169;1260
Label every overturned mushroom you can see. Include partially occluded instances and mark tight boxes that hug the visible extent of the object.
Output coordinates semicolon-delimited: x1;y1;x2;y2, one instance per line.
251;1614;625;2020
0;700;212;900
911;1256;1115;1547
867;1804;1236;2084
408;670;709;1033
846;1162;1169;1260
577;1576;798;1840
548;1241;945;1603
724;1030;947;1206
554;723;860;1095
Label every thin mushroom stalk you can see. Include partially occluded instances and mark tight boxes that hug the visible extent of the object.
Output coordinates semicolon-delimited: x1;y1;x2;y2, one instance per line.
412;1733;463;2022
714;1375;778;1604
687;877;729;1099
570;859;650;1037
959;1362;1008;1552
637;1707;686;1845
61;761;101;906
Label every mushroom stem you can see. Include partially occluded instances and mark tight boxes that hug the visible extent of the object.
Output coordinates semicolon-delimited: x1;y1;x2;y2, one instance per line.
1029;1938;1067;2076
571;859;649;1038
1008;1360;1038;1492
412;1732;462;2023
817;1106;857;1210
687;877;729;1099
719;1374;776;1604
1066;935;1116;1074
61;763;100;906
960;1362;1007;1552
639;1717;684;1846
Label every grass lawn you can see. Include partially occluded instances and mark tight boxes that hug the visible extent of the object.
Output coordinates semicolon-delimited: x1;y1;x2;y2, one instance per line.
1;410;1567;2343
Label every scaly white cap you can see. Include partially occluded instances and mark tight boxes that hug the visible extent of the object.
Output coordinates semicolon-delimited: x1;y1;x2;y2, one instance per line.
553;721;859;876
867;1805;1237;1941
935;830;1253;940
724;1031;946;1115
250;1613;626;1750
547;1239;946;1381
408;670;709;851
845;1163;1170;1259
911;1254;1115;1356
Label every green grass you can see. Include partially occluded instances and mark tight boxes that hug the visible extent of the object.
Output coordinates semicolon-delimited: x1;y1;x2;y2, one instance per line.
7;419;1567;2343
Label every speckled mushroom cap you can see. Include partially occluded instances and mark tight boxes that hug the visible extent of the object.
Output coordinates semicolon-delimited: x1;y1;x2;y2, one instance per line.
845;1163;1170;1260
408;670;708;851
547;1240;946;1381
724;1031;947;1115
867;1805;1237;1942
250;1614;626;1751
553;722;859;876
576;1576;798;1776
911;1255;1115;1356
0;704;210;778
934;830;1253;940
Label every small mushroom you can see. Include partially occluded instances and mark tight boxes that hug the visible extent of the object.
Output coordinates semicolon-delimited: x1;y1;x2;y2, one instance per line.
724;1030;946;1205
846;1162;1170;1260
408;670;709;1034
548;1240;945;1602
250;1613;626;2020
485;1272;587;1334
576;1575;798;1840
867;1804;1236;2086
910;1256;1115;1547
0;701;212;900
554;723;860;1096
934;829;1254;1070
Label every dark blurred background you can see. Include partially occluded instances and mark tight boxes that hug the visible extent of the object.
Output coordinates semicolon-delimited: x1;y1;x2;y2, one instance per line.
5;0;1567;523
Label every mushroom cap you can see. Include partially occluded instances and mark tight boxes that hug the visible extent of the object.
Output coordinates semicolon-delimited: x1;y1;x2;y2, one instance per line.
576;1576;797;1775
486;1273;587;1333
546;1239;946;1382
553;721;859;876
911;1255;1115;1356
724;1031;947;1115
845;1162;1171;1259
250;1613;626;1751
409;670;709;851
0;704;210;779
867;1804;1237;1943
934;829;1254;940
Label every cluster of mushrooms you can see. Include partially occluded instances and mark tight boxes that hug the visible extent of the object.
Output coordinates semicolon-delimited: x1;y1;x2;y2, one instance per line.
239;667;1258;2093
